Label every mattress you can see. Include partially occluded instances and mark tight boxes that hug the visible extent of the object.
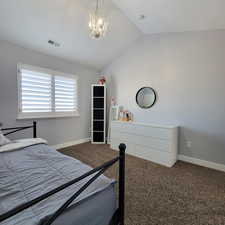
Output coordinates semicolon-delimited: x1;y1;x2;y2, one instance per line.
0;144;116;225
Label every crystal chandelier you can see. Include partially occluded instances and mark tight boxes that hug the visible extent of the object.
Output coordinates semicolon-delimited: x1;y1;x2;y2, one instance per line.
89;0;108;39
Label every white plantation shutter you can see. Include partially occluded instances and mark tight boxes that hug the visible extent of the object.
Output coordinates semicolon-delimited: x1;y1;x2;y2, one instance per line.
20;69;52;113
55;76;78;112
18;64;78;119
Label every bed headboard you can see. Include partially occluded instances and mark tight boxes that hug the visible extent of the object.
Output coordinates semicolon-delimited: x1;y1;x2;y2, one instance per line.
2;121;37;138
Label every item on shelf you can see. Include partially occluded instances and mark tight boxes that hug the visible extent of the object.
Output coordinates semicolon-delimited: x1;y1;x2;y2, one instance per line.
111;97;116;106
119;109;133;122
120;111;124;121
107;104;120;144
98;76;106;85
124;111;127;121
130;112;134;121
119;110;123;121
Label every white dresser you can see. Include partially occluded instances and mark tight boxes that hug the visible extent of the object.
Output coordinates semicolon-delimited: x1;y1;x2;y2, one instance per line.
110;121;178;167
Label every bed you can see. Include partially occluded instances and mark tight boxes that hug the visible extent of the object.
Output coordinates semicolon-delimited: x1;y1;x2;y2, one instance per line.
0;122;126;225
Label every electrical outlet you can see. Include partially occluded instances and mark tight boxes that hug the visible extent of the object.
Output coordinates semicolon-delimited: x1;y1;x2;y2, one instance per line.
186;141;192;149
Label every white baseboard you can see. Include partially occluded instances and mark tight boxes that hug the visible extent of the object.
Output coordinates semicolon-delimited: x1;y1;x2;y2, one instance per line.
178;155;225;173
52;140;225;173
52;138;90;150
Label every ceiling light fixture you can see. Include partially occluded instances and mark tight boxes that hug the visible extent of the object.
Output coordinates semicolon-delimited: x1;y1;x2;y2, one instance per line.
89;0;108;39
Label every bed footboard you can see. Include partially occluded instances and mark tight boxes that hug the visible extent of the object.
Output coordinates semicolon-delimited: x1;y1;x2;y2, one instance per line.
0;135;126;225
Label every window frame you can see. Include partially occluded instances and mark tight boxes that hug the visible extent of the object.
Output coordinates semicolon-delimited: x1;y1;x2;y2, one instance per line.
17;63;79;120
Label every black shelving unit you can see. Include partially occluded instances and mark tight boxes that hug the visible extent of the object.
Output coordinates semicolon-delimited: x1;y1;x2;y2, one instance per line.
91;84;106;144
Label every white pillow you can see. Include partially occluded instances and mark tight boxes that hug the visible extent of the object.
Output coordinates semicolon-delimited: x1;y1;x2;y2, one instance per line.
0;130;11;146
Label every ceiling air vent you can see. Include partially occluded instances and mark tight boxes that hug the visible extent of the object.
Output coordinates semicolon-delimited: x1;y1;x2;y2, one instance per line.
139;14;146;20
48;40;61;47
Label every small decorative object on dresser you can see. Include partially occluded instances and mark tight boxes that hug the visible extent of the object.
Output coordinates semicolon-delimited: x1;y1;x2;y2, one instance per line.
107;97;120;144
110;121;178;167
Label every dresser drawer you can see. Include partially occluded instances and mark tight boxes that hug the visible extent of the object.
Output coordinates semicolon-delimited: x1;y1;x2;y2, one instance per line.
132;144;176;167
110;138;134;153
111;139;176;167
111;122;174;140
111;131;171;152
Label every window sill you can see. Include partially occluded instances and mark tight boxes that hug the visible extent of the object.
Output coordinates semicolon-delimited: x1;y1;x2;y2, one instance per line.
17;112;80;120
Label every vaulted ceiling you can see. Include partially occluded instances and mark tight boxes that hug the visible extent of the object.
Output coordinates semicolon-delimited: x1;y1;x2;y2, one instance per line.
113;0;225;34
0;0;141;70
0;0;225;70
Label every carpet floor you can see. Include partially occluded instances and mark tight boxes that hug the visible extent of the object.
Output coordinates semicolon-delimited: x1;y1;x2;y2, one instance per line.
59;142;225;225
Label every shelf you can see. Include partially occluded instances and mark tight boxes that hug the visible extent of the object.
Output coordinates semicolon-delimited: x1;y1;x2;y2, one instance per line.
91;85;106;144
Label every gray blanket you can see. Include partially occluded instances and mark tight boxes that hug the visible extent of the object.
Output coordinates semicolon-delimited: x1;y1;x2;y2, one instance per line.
0;144;115;225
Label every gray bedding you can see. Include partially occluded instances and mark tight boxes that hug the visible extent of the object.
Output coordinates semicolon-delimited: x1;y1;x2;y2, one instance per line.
0;144;116;225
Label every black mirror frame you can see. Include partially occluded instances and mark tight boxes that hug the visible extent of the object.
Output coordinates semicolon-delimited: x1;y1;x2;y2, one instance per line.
136;87;157;109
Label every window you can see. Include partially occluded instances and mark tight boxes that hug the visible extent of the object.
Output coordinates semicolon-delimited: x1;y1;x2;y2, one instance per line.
17;64;79;119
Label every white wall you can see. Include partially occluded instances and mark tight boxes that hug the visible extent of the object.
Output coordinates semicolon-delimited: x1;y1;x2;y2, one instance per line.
103;30;225;165
0;40;98;145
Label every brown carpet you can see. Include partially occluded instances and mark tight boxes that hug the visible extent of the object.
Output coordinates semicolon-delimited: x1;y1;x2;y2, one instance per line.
59;142;225;225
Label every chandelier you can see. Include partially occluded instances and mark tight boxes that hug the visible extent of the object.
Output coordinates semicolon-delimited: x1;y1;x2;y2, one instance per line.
89;0;108;39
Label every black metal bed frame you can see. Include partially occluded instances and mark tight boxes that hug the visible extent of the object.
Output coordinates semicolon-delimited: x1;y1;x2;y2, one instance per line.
2;121;37;138
0;122;126;225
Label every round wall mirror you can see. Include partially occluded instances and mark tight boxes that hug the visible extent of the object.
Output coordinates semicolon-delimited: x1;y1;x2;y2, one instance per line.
136;87;156;109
